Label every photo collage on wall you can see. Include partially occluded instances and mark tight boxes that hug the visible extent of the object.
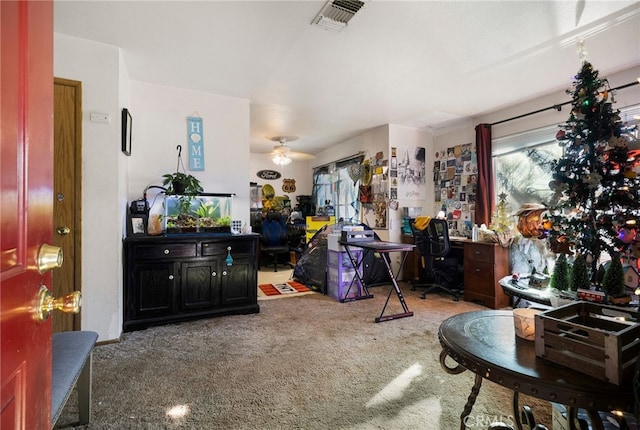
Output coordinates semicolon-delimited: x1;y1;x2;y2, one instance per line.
433;142;477;237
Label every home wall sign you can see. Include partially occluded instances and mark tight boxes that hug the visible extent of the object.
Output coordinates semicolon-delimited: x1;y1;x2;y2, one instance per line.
256;170;281;180
187;116;204;171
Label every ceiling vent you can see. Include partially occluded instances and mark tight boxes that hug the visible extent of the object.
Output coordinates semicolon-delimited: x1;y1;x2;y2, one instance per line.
312;0;365;33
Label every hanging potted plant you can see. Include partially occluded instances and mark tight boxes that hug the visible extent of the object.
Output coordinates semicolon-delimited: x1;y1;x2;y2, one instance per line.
161;145;203;232
162;171;203;196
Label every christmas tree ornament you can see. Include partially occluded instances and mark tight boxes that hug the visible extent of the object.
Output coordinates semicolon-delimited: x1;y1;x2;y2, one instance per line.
617;228;635;244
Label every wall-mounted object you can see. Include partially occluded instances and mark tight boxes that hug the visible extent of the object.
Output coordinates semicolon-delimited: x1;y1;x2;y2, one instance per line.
187;116;204;171
121;108;132;156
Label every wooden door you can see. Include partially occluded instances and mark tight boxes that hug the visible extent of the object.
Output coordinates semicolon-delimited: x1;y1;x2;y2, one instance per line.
53;78;82;332
1;1;55;428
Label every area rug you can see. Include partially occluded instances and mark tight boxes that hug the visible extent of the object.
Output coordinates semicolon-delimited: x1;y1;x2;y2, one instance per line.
258;280;314;299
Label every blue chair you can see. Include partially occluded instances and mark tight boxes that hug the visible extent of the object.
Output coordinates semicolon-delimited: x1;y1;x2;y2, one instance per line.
261;212;294;272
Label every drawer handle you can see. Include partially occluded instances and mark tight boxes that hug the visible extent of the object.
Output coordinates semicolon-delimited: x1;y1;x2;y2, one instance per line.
212;272;217;277
474;251;481;255
222;270;228;276
168;275;174;280
164;249;170;255
474;269;481;272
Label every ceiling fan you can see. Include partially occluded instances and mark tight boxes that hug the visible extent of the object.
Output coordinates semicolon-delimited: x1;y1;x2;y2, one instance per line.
270;136;314;166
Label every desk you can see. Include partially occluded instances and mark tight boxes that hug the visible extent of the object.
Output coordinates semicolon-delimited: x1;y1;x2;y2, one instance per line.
438;310;634;430
401;235;510;309
339;240;415;323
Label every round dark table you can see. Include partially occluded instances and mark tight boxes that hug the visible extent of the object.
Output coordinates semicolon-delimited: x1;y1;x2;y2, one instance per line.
438;310;634;430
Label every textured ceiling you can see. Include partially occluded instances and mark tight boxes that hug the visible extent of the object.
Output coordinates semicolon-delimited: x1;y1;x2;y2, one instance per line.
54;1;640;156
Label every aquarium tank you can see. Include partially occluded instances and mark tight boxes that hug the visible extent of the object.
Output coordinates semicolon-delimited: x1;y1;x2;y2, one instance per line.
163;193;233;233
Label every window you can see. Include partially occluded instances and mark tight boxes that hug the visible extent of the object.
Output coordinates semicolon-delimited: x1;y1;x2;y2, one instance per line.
492;124;563;212
492;105;640;211
313;155;363;222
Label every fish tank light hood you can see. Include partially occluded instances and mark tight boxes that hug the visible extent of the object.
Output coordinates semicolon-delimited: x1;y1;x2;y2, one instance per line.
164;192;234;234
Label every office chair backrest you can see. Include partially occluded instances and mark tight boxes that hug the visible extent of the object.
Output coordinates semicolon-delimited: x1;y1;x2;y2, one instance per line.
410;218;450;258
427;219;450;257
262;212;288;247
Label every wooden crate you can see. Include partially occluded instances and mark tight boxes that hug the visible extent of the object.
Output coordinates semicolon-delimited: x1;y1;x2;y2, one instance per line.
534;301;640;385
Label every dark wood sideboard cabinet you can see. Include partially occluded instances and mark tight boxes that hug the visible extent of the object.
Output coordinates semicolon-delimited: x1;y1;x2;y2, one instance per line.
123;234;260;332
463;241;510;309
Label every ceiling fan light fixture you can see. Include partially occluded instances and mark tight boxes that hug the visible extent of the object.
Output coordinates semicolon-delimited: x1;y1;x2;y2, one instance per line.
270;135;297;166
272;153;292;166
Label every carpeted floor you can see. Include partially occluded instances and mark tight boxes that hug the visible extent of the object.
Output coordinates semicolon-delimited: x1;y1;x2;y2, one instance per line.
54;283;552;429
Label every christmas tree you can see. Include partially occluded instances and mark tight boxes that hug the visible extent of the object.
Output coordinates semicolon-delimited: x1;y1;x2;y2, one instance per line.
602;253;625;297
550;253;570;291
570;254;590;291
546;60;640;276
489;192;514;247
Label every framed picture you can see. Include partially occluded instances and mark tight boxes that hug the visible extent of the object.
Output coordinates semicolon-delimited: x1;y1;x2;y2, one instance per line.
121;108;132;156
127;213;148;236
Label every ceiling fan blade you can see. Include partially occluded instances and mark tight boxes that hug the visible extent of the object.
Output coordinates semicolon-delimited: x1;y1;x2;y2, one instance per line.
289;150;315;160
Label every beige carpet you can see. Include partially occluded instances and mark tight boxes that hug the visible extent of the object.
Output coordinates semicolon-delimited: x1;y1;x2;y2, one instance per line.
55;285;552;429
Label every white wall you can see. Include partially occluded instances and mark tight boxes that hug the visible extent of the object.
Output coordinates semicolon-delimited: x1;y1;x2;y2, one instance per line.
54;34;124;341
435;66;640;151
249;153;314;206
127;81;251;223
55;34;253;342
388;125;431;243
314;125;389;169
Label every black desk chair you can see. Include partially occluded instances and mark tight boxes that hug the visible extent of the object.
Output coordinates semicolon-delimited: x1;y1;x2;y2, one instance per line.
409;217;463;301
261;212;294;272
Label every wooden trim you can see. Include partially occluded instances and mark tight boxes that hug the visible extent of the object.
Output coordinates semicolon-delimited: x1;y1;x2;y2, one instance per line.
54;77;82;331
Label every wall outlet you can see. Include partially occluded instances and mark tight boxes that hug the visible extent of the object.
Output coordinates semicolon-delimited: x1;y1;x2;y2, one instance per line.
90;112;109;123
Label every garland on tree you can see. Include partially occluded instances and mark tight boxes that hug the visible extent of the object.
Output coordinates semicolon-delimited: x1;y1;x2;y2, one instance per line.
545;61;640;278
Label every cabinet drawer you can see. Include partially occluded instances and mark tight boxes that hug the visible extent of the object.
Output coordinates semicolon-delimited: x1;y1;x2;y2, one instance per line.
464;243;495;264
134;243;197;259
464;277;495;296
464;262;495;291
202;240;255;257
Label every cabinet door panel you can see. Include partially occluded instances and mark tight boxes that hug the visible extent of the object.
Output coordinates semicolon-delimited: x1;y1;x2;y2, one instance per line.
182;260;220;311
221;258;256;306
132;262;177;319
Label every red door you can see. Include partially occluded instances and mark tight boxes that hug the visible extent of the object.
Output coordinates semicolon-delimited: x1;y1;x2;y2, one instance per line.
1;1;55;428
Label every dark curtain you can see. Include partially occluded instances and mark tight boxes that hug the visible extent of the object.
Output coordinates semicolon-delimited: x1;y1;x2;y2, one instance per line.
475;124;493;226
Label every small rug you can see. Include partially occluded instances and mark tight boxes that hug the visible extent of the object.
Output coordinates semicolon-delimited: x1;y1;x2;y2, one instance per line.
258;281;314;300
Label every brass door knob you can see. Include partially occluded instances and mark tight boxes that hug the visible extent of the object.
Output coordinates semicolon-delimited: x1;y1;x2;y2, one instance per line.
35;285;81;322
37;244;63;273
